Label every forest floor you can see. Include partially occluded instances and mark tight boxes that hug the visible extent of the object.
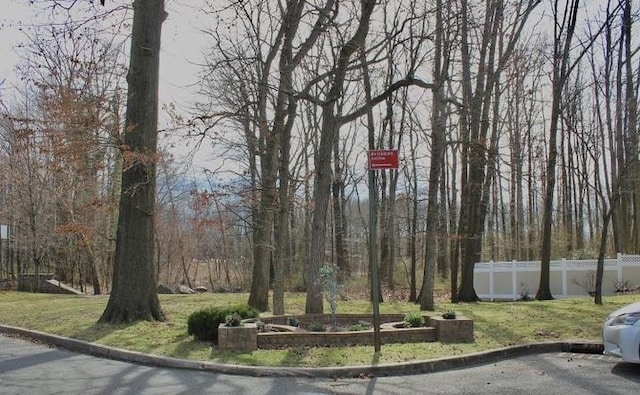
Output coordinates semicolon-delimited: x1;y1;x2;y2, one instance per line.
0;291;637;367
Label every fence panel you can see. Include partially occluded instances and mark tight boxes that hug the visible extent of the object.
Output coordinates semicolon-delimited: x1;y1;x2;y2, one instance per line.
474;254;640;300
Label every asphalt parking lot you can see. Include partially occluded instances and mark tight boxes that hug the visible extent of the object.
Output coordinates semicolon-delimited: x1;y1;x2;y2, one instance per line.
1;334;640;394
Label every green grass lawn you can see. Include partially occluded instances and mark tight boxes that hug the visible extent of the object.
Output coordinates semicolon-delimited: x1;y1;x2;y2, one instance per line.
0;291;637;367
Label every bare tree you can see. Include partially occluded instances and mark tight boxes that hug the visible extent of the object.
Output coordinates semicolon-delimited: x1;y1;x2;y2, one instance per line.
536;0;581;300
305;0;377;313
1;3;127;293
537;0;619;299
457;0;541;302
195;0;337;312
419;0;455;310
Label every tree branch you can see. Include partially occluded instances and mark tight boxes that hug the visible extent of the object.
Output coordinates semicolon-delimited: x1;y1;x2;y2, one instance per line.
339;76;436;125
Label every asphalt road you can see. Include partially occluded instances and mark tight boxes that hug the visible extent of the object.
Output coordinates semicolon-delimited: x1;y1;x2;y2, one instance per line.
1;335;639;395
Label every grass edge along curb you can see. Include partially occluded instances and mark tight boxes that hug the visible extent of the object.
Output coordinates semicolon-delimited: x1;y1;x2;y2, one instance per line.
0;323;603;378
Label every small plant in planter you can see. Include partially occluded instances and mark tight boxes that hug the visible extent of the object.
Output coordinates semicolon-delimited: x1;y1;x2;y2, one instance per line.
287;316;300;327
308;322;326;332
404;312;425;327
320;264;340;330
224;312;243;327
218;312;259;352
442;310;457;319
348;320;372;331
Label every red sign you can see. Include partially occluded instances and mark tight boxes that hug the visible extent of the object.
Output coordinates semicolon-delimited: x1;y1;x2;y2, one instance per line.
368;149;399;170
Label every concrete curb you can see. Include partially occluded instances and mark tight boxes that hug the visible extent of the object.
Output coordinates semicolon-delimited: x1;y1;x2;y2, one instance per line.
0;324;604;378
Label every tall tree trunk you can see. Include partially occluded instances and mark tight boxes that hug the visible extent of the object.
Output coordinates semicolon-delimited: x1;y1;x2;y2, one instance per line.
359;47;384;305
457;0;492;303
378;170;390;285
332;132;350;282
99;0;166;324
623;0;640;253
449;144;460;302
273;134;291;315
378;65;401;290
458;0;541;302
614;23;630;252
594;207;612;305
305;0;377;313
437;164;449;279
249;0;334;312
408;127;418;302
383;169;399;290
419;0;448;309
247;59;280;312
273;84;296;315
105;97;123;293
537;0;580;300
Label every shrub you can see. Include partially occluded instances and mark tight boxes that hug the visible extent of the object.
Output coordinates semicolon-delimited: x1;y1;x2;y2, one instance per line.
228;304;260;320
404;312;425;328
187;304;259;342
442;310;457;319
348;320;372;331
519;282;533;301
308;322;326;332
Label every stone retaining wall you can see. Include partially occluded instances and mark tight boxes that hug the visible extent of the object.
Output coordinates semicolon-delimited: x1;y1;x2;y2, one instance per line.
18;274;55;292
17;274;83;295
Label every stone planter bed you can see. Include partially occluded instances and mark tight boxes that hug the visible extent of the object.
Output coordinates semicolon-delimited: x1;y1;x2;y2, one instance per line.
429;316;474;343
218;323;258;352
219;314;473;351
257;324;435;349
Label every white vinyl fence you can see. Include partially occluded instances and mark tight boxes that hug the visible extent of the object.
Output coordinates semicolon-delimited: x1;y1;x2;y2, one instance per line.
474;254;640;300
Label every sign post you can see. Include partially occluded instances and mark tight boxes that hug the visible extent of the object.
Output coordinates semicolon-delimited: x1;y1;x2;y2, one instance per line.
367;149;399;353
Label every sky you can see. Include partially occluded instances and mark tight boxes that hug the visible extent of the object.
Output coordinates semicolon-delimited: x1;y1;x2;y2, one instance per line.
0;1;608;176
1;0;206;101
0;1;33;88
0;0;214;169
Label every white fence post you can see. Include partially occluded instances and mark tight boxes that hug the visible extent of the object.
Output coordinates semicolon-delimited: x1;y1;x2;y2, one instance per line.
561;258;567;298
489;261;494;301
617;253;623;285
512;260;517;300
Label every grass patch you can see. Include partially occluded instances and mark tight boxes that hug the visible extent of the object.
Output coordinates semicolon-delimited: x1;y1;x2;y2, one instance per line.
0;291;635;367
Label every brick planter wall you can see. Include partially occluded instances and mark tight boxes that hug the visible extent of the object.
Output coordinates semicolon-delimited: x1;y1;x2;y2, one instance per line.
428;316;474;342
217;314;473;349
257;326;435;349
218;323;257;352
261;313;410;327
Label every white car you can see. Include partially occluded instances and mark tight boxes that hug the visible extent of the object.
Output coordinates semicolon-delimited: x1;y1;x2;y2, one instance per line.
603;301;640;363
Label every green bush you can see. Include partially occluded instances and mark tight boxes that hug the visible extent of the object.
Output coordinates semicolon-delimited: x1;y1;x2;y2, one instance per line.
187;304;259;342
403;312;425;328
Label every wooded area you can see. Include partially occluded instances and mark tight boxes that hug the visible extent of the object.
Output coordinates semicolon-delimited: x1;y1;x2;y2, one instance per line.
1;0;639;315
